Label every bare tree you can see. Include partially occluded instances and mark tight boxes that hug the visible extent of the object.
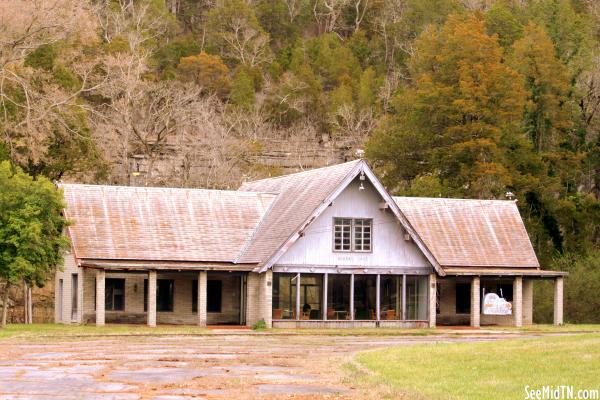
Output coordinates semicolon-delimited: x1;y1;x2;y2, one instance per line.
0;0;103;170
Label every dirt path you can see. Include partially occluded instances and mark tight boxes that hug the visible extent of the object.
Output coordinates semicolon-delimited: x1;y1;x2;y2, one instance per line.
0;331;539;399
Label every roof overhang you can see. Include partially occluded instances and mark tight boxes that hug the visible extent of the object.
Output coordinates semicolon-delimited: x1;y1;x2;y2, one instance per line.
79;259;258;272
442;267;567;278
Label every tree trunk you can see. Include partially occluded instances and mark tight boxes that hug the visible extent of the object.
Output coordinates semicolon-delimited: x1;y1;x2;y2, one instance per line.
1;282;10;328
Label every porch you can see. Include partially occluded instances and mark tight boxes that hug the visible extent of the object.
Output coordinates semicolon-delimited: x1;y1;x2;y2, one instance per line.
271;271;435;329
437;271;566;327
71;269;259;327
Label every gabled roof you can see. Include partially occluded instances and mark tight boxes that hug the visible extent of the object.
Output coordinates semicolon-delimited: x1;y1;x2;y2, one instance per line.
237;160;443;274
61;184;276;264
236;160;362;265
393;197;540;269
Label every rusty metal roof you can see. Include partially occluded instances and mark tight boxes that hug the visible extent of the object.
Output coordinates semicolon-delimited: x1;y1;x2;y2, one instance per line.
237;160;362;264
393;197;540;269
61;184;276;263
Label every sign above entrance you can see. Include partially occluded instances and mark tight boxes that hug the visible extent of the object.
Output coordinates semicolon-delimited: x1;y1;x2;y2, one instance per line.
483;293;512;315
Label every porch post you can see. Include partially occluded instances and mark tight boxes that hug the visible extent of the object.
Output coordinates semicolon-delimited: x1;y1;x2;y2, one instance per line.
375;274;381;321
147;270;157;327
95;269;105;327
349;274;355;321
554;277;564;326
471;276;480;328
323;273;328;321
513;276;523;327
295;273;301;320
402;274;407;320
198;271;207;327
429;273;437;328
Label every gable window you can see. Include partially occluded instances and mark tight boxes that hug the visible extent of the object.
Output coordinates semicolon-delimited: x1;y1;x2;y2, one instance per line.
105;278;125;311
333;218;372;252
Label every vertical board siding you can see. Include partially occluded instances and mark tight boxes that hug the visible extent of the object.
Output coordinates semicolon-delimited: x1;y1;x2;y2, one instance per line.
276;179;430;269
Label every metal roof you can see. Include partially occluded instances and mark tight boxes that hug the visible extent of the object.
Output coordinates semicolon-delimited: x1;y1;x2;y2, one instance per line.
61;184;276;263
393;197;540;269
237;160;362;264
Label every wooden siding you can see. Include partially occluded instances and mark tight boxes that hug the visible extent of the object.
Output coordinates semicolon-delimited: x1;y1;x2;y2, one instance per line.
276;178;431;270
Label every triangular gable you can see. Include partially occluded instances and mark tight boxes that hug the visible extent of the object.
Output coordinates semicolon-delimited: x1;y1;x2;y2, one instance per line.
239;160;444;275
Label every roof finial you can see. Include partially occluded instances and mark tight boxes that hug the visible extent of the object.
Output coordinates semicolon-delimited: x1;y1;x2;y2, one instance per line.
355;149;365;159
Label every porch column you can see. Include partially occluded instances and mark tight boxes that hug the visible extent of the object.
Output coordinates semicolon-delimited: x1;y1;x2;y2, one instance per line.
401;274;407;320
513;276;523;327
349;274;355;320
470;276;480;328
95;269;105;327
554;277;564;326
262;270;273;328
376;274;381;321
323;273;328;321
147;270;157;327
429;273;437;328
295;273;301;320
197;271;207;327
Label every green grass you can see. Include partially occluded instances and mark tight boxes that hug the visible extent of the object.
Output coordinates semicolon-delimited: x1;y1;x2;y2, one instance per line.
0;324;210;340
355;333;600;400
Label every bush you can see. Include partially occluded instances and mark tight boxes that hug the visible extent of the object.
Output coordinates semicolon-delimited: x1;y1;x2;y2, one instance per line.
252;319;267;330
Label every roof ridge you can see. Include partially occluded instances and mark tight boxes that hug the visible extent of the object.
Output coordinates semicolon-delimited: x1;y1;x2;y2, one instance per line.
60;183;279;197
240;159;361;187
393;196;516;203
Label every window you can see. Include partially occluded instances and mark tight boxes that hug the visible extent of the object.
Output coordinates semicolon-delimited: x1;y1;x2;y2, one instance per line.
272;273;297;319
144;279;174;312
105;278;125;311
207;280;222;312
406;275;428;320
192;280;198;312
71;274;78;320
455;283;471;314
353;219;372;251
333;218;372;252
333;218;352;251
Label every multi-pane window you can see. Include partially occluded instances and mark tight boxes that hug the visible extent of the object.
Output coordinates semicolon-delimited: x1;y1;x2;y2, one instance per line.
353;218;372;252
333;218;372;252
333;218;352;251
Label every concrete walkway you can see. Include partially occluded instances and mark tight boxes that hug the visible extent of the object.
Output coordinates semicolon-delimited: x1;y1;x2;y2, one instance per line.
0;330;542;399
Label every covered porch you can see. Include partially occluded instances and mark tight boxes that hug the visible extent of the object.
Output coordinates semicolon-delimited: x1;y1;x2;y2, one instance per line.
86;269;245;326
437;269;567;327
271;269;436;328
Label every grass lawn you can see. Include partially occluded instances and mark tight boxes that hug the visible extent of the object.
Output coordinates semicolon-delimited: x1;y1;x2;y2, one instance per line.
0;323;210;340
354;333;600;400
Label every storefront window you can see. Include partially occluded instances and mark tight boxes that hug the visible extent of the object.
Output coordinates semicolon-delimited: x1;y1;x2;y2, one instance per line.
406;275;428;320
327;274;350;320
272;273;297;319
380;275;402;320
300;274;322;320
354;275;377;320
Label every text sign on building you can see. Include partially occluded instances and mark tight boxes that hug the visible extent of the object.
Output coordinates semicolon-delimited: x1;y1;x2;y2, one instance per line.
483;293;512;315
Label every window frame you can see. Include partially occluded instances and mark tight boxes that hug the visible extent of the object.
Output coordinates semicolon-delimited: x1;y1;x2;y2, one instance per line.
332;217;373;253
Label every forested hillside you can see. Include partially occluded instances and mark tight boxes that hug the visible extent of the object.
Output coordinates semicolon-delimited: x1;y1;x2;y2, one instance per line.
1;0;599;321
